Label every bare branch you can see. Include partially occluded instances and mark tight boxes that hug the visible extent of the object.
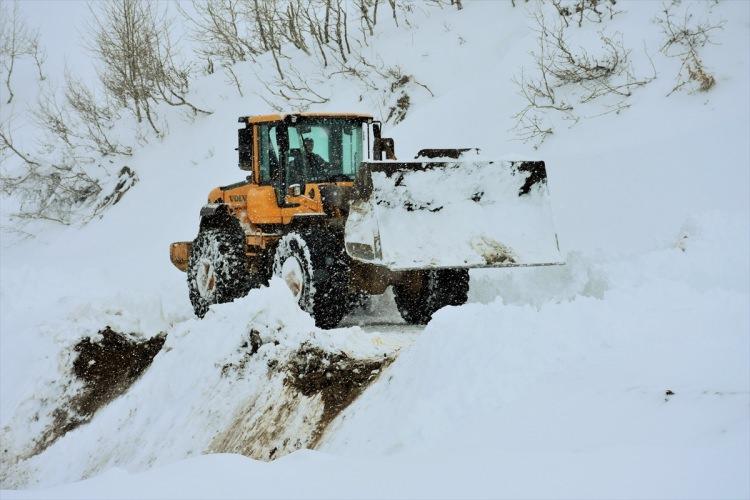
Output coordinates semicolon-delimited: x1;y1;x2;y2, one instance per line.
177;0;260;68
656;3;724;95
0;123;40;167
224;64;244;96
0;1;43;103
512;10;654;147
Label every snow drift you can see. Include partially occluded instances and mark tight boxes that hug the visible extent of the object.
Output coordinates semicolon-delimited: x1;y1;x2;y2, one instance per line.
1;280;405;489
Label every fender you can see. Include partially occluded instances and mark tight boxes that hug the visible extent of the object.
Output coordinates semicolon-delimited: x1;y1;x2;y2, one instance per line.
200;203;229;218
199;203;234;230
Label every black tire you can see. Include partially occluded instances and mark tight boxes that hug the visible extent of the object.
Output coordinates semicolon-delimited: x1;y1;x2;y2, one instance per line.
273;228;352;329
187;217;250;318
393;269;469;325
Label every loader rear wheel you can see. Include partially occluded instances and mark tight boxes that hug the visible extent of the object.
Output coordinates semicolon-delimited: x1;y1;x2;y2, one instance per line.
393;269;469;324
187;218;249;318
273;229;351;329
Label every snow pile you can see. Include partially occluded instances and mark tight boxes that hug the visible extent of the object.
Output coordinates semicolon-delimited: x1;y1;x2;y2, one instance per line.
326;215;749;461
1;280;402;489
318;212;750;499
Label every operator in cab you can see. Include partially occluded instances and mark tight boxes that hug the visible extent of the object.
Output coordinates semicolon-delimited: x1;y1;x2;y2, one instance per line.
303;138;327;179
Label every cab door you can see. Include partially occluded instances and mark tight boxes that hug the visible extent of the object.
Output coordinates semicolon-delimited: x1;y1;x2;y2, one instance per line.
278;123;324;223
245;123;283;225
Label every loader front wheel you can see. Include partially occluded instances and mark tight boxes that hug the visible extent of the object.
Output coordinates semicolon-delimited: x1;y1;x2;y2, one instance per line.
187;218;250;318
393;269;469;325
273;229;351;329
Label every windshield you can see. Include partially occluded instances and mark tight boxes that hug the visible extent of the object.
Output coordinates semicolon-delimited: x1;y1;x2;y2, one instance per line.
285;118;364;185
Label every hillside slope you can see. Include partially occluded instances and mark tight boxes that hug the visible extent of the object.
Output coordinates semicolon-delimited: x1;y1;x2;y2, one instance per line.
1;1;748;498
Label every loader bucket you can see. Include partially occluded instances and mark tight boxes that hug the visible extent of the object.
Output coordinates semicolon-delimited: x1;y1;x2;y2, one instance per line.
344;160;563;271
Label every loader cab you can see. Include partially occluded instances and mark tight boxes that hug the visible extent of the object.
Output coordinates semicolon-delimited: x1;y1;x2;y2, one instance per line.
240;113;372;207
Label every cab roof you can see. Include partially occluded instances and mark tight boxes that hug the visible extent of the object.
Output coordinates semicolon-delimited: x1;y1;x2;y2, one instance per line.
239;112;373;124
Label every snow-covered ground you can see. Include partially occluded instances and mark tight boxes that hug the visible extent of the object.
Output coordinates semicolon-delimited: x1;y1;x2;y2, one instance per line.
1;1;748;498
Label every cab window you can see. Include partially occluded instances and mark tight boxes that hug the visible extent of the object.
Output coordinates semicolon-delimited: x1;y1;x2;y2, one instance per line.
259;124;280;184
285;126;308;187
286;118;363;183
340;124;362;176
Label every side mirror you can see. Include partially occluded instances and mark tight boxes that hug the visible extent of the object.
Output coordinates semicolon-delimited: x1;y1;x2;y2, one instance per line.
287;184;302;197
238;127;253;171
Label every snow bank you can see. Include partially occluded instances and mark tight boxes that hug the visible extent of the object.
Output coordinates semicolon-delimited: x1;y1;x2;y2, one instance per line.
1;280;405;489
321;211;749;498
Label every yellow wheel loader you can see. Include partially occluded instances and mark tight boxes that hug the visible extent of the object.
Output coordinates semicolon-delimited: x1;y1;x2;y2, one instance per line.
170;112;563;328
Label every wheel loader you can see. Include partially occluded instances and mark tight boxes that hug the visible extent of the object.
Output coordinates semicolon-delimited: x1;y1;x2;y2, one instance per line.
170;112;563;328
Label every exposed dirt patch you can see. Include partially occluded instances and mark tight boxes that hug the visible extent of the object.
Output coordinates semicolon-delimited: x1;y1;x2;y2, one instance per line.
32;327;165;458
285;342;393;447
71;327;165;416
209;341;394;461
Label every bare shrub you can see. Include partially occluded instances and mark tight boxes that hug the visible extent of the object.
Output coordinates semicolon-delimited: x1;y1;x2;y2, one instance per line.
88;0;210;136
33;73;132;169
0;1;44;104
3;74;133;225
178;0;260;67
383;67;433;124
64;75;132;157
1;110;135;225
656;3;724;96
207;0;428;118
250;0;287;80
513;11;654;147
517;0;620;26
0;119;103;225
564;0;620;27
178;0;420;110
34;90;77;151
0;4;137;225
